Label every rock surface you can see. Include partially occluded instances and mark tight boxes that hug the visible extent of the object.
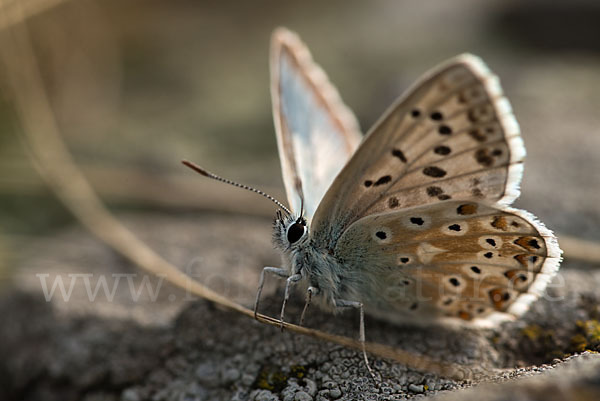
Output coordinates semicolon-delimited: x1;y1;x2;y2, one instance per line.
2;213;600;400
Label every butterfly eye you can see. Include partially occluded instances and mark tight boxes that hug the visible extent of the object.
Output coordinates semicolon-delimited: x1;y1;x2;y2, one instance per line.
287;222;306;243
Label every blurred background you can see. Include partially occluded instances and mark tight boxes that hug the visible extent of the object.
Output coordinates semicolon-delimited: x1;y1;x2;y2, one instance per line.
1;0;599;232
1;0;600;398
0;0;599;303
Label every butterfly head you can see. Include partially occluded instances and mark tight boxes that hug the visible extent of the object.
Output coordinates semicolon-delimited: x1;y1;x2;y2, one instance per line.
273;209;309;250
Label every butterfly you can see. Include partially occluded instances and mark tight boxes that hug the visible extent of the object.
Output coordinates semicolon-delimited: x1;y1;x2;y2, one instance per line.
184;27;561;375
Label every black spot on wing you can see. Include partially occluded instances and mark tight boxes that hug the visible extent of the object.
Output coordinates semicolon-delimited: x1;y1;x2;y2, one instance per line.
392;149;407;162
438;125;452;135
434;145;451;155
475;148;494;167
410;217;424;226
423;166;447;177
426;186;443;197
374;175;392;186
430;111;444;121
448;224;461;231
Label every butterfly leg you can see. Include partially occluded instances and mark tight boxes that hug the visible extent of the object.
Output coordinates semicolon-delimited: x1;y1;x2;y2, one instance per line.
254;266;289;319
280;273;302;330
299;286;319;327
334;299;376;380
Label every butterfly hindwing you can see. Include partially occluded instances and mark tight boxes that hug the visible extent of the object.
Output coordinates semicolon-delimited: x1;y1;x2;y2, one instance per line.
312;55;524;248
334;200;561;325
271;28;362;219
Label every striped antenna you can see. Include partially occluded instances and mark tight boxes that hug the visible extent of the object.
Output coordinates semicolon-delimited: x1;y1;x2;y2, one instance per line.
182;160;292;216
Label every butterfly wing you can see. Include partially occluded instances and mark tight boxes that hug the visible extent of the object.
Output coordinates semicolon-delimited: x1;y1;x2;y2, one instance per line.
334;200;561;325
309;54;561;324
271;28;362;219
311;55;525;248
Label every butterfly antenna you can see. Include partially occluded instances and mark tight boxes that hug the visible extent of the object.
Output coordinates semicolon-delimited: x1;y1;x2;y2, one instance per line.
181;160;292;216
299;194;305;221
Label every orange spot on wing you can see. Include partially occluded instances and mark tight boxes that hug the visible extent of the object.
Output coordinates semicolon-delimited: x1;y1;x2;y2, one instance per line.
514;236;541;252
457;204;478;215
504;269;528;284
514;254;529;266
491;216;509;231
504;269;519;280
489;288;510;310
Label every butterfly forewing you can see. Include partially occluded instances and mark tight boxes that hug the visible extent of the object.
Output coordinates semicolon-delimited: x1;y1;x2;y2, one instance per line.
334;201;561;325
271;28;362;219
312;55;524;248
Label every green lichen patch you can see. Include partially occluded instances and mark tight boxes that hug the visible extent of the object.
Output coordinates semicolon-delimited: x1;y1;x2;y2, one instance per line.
570;320;600;353
519;324;565;362
253;364;308;392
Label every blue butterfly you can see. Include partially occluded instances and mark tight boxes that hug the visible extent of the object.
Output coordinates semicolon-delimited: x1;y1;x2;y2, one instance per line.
185;28;561;375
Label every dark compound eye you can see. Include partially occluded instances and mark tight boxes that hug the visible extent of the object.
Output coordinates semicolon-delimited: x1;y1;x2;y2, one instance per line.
287;223;306;243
